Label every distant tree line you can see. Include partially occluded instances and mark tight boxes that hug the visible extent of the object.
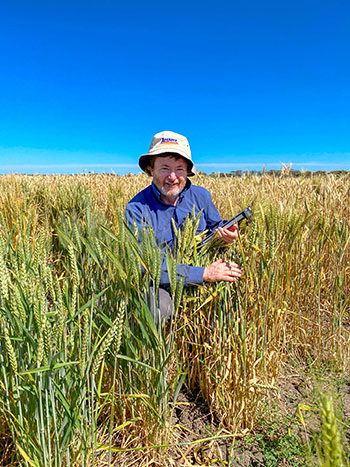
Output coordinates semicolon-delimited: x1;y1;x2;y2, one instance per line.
5;169;349;178
203;169;349;178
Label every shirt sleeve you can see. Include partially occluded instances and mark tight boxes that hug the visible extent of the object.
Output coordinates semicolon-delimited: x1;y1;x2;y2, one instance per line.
125;202;151;237
125;202;205;287
160;258;204;288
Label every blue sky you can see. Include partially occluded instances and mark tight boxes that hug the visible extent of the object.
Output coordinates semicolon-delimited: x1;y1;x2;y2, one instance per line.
0;0;349;174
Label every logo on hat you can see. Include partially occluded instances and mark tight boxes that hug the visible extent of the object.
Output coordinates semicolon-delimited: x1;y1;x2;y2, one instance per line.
160;138;178;145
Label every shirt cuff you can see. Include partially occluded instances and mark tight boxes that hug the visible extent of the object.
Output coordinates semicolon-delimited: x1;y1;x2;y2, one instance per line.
186;266;205;286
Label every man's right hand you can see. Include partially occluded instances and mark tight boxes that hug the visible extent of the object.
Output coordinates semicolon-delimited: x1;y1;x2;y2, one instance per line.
216;224;239;244
203;259;242;283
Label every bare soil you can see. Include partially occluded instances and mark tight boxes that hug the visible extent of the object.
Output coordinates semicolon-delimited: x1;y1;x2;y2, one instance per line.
163;365;350;466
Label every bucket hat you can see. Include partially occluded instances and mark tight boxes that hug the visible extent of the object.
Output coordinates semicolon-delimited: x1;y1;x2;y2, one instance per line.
139;131;195;176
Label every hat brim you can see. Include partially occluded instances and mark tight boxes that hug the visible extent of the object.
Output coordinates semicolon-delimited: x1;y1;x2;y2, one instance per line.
138;150;195;176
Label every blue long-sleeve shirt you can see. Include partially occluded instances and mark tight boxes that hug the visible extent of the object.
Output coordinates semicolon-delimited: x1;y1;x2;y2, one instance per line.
125;180;224;287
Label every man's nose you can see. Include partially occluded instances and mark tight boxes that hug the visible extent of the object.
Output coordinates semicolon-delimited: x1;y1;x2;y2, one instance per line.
167;171;177;181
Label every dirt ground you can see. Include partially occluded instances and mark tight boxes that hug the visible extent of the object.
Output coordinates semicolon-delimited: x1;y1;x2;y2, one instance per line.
151;366;350;466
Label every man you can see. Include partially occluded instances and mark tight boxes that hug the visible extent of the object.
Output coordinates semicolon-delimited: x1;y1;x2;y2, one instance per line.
125;131;242;294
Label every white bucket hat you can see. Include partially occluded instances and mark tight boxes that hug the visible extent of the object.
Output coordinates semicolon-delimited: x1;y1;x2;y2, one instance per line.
138;130;195;176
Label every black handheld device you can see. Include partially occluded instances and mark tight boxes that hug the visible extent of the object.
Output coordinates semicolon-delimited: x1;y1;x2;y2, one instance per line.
199;206;252;246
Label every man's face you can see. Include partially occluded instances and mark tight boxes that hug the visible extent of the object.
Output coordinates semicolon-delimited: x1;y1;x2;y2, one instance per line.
150;156;188;204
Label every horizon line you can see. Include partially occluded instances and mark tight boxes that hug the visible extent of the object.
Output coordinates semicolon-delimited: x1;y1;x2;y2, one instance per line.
0;161;350;170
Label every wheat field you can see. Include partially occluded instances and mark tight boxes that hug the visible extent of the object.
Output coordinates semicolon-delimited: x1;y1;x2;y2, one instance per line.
0;171;349;466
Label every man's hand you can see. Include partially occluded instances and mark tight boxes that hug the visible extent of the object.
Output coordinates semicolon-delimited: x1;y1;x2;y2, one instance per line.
203;258;242;283
216;224;239;244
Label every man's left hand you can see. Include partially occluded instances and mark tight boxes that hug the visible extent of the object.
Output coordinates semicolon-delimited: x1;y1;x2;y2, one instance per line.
216;224;239;244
